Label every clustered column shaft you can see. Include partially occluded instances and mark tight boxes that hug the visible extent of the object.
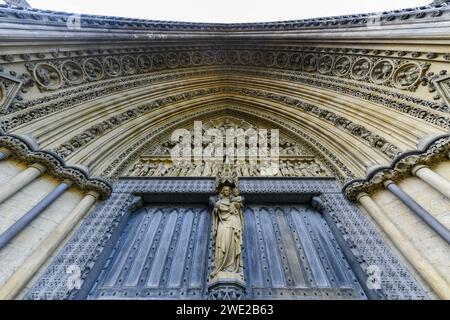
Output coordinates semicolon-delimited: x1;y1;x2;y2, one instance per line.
412;165;450;200
357;193;450;300
0;179;73;250
0;191;100;299
383;180;450;244
0;162;47;204
0;147;11;161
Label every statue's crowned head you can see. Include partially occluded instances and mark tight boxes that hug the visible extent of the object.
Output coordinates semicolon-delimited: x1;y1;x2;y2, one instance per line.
221;186;231;197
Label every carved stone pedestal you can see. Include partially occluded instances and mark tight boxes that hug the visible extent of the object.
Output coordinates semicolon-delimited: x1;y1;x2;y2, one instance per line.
207;277;246;300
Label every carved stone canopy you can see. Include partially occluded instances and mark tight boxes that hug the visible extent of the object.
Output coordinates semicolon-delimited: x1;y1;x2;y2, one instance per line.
215;164;237;191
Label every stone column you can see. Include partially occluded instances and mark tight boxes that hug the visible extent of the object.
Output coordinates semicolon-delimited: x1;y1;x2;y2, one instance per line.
0;179;73;250
357;193;450;300
0;163;47;204
0;147;11;161
0;191;100;300
384;180;450;244
412;165;450;199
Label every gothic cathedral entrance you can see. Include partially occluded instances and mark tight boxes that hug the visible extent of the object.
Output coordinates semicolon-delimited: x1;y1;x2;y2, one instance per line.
27;117;411;300
84;178;366;300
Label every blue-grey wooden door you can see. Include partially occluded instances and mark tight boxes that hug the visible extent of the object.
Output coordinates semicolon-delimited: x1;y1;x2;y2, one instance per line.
243;205;366;299
88;204;365;299
87;206;211;299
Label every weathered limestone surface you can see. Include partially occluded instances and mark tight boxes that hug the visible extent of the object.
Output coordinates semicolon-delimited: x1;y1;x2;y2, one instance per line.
0;1;449;299
372;176;450;281
0;159;84;286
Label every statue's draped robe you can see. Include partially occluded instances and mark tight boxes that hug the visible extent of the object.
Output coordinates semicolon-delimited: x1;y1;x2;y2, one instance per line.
212;196;243;276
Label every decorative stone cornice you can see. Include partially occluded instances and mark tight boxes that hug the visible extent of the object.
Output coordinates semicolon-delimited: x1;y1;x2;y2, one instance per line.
1;44;447;79
4;65;445;132
115;177;216;194
0;133;112;199
8;48;434;94
343;133;450;200
0;2;448;32
239;177;340;194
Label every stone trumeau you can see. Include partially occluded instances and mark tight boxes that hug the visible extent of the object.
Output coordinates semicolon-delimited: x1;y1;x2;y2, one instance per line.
0;1;449;301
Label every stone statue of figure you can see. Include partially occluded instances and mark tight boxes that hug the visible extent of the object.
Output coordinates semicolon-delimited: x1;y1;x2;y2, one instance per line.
178;160;191;176
211;186;244;280
130;162;143;176
211;162;221;176
169;161;183;176
294;162;309;176
154;142;171;155
185;163;197;176
146;162;158;176
192;163;204;176
260;160;273;176
308;160;323;176
138;162;152;176
248;163;260;176
152;162;167;176
231;187;244;219
280;161;290;176
235;160;249;177
286;161;296;176
202;160;212;176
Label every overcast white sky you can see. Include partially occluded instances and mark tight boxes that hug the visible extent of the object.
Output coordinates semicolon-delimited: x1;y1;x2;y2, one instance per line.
16;0;432;23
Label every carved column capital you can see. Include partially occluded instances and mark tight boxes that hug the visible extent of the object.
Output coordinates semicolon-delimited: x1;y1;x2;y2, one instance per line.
356;192;370;202
383;179;395;189
411;164;429;175
127;195;143;213
310;195;328;213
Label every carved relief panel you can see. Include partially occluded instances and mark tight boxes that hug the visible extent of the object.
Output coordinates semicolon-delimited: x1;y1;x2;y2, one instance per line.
433;75;450;107
0;73;22;114
125;116;332;178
